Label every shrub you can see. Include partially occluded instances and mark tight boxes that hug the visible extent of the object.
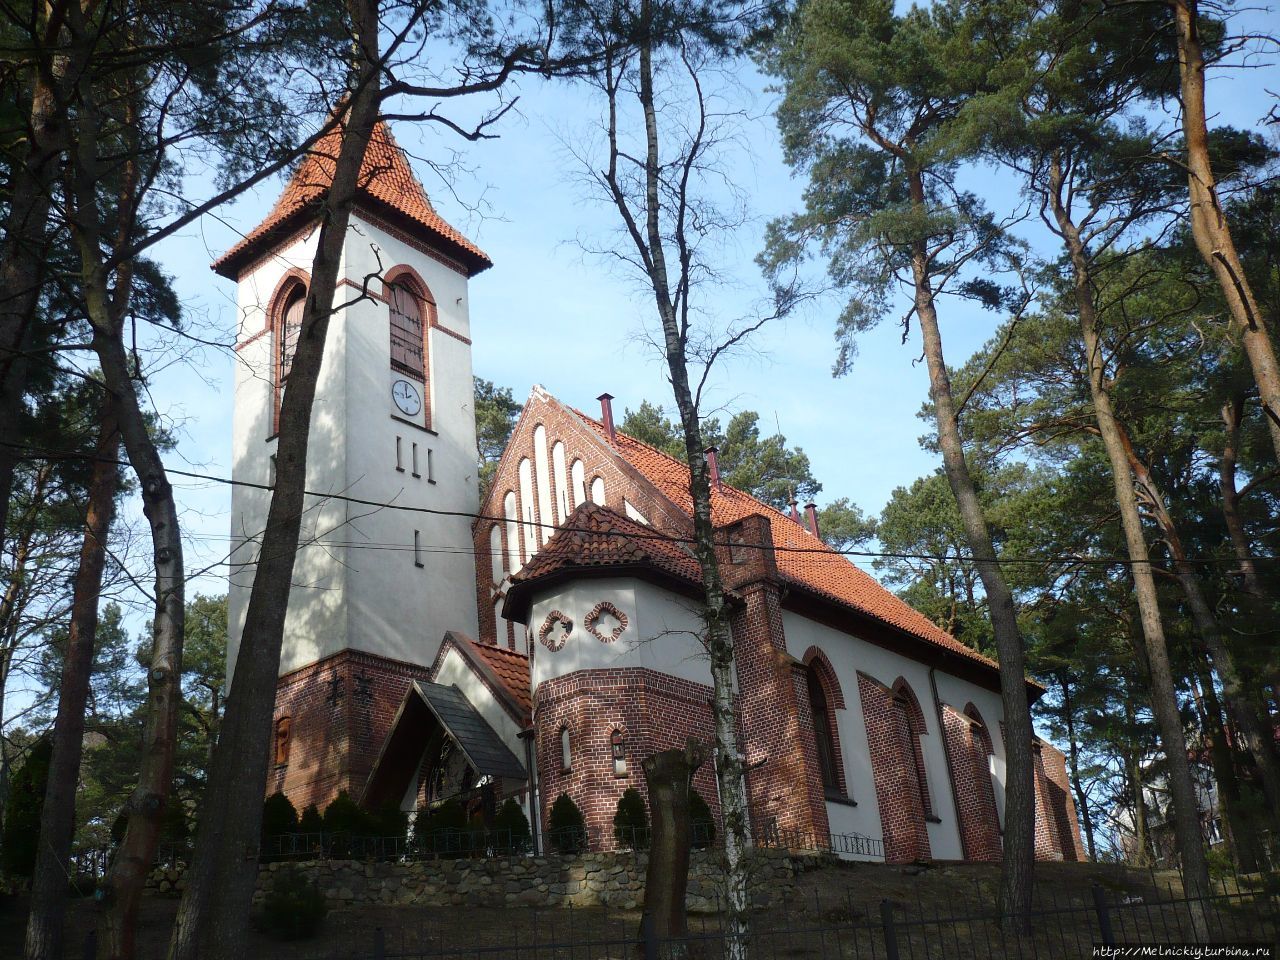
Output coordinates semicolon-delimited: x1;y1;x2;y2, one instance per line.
367;802;409;840
297;804;323;834
413;799;470;857
492;798;532;854
613;788;648;850
261;792;298;861
689;790;715;849
320;791;366;835
257;866;327;940
1;739;52;877
548;793;587;855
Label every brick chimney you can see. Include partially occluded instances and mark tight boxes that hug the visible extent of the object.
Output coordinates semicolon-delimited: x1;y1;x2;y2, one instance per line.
789;492;802;524
597;393;616;442
705;446;721;491
804;503;820;540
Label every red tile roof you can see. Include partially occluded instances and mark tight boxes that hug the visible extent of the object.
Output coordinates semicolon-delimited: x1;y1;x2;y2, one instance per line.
573;412;1001;673
513;501;705;589
466;638;532;721
212;118;491;278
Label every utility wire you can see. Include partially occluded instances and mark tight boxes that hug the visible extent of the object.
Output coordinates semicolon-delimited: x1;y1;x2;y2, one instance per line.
4;438;1274;569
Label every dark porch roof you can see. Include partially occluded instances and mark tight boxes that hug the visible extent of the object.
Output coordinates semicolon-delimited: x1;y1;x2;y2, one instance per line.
363;681;526;809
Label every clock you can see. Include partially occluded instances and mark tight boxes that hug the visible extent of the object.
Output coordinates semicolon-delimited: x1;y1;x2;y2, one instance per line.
391;379;422;417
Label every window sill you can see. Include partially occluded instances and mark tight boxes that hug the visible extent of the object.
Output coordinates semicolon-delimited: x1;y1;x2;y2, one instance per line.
825;793;857;808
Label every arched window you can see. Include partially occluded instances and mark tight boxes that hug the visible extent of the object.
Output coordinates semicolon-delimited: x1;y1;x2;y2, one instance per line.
272;283;306;435
892;679;934;819
611;729;627;777
274;716;292;765
388;280;425;380
807;666;840;793
560;726;572;772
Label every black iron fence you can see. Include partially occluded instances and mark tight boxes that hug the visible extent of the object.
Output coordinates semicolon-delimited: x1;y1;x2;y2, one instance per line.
287;883;1277;960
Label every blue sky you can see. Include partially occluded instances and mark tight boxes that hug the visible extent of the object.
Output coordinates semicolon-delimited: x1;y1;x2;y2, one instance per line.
139;8;1279;605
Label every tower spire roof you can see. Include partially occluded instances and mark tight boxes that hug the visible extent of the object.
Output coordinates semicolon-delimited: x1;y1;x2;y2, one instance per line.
212;118;491;279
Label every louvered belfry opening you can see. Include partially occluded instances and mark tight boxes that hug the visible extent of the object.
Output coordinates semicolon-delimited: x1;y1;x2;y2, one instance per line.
388;281;425;380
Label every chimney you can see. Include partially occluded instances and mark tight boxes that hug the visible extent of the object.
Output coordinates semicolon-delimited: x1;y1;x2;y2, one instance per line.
804;503;820;540
597;393;616;442
705;446;721;491
788;490;802;524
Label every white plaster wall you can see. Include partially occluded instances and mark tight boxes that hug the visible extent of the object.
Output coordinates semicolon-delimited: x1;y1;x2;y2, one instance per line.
782;611;1009;861
227;211;481;683
337;214;480;671
528;578;709;690
227;227;349;683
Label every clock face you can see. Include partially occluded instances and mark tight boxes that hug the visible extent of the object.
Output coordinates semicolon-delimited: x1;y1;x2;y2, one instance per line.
391;379;422;417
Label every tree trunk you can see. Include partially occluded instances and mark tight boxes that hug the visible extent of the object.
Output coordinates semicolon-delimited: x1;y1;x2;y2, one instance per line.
61;31;188;953
0;5;73;556
905;165;1036;927
1218;395;1266;600
1059;676;1096;861
25;393;121;960
1112;424;1280;836
642;742;707;959
1051;181;1211;904
1171;0;1280;464
169;13;383;958
630;17;753;955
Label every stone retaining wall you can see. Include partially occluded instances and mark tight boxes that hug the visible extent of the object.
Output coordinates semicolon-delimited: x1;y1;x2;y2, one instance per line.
147;849;830;911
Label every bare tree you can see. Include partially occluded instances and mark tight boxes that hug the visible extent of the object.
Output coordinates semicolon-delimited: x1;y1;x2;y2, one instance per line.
569;2;800;951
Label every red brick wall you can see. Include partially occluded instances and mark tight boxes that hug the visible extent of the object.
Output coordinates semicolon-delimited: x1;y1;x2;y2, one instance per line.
858;672;931;862
1039;741;1085;862
268;649;432;814
942;704;1002;861
1031;741;1064;861
534;668;722;850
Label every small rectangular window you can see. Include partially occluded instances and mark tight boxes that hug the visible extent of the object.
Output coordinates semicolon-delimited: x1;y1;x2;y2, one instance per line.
413;529;424;568
427;448;435;483
411;442;420;478
395;436;404;472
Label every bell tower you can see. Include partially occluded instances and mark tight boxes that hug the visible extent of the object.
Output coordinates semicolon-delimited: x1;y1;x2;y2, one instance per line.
215;121;492;810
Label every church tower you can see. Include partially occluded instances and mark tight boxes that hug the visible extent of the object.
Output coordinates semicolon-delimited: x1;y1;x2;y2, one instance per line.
214;122;492;810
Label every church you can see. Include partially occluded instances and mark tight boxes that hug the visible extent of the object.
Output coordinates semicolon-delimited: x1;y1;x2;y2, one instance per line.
216;121;1085;864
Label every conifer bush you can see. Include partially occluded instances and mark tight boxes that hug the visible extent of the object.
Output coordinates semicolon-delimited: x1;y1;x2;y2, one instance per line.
261;792;299;862
298;804;323;835
689;790;715;849
548;793;587;855
613;788;649;849
492;797;532;854
257;866;327;940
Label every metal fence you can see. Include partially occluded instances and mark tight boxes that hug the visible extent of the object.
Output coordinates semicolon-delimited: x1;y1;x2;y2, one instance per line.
290;883;1277;960
258;823;884;863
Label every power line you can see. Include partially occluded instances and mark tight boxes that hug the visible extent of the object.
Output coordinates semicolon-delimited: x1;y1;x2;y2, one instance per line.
3;438;1273;570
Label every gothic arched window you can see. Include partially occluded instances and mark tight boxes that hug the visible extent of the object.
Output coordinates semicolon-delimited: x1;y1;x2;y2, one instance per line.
560;726;572;772
274;716;292;766
892;679;934;819
611;729;627;777
273;282;306;434
807;666;840;794
388;280;425;380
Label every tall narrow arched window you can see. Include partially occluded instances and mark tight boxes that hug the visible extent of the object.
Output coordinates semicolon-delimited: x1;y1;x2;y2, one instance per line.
892;679;934;819
807;666;839;793
611;729;627;777
274;716;292;765
388;281;425;380
560;726;572;772
273;284;306;434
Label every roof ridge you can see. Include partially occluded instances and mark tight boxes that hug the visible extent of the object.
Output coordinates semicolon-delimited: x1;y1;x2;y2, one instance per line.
573;407;825;546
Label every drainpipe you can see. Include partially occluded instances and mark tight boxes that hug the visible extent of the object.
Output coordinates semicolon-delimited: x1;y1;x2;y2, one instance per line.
929;667;965;858
520;727;540;854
